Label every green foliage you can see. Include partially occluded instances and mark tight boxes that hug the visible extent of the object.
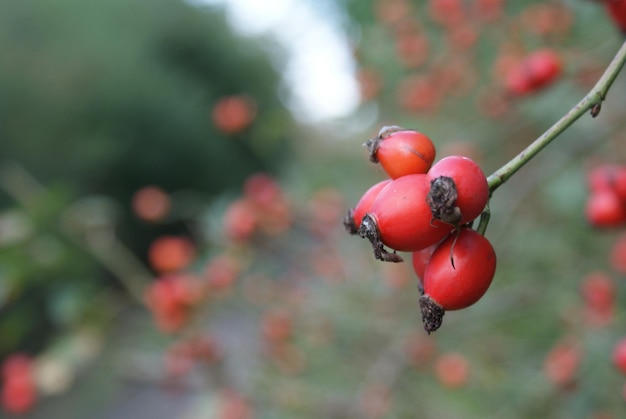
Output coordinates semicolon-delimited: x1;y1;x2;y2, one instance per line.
0;0;294;357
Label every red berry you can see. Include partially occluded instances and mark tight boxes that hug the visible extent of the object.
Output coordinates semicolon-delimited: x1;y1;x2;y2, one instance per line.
587;164;626;195
612;337;626;375
344;180;392;234
365;126;436;179
411;243;438;282
420;229;496;333
132;186;171;222
504;49;562;96
585;189;626;228
427;155;489;225
526;49;562;90
212;95;256;134
581;271;615;311
544;339;582;388
361;174;453;261
1;374;36;414
1;354;36;414
148;236;196;273
243;172;283;208
223;198;258;242
1;355;32;380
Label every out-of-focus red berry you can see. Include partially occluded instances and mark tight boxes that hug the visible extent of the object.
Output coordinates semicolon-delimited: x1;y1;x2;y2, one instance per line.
580;271;616;327
243;173;282;208
212;95;256;135
612;337;626;375
144;274;204;333
606;0;626;33
581;271;615;311
223;198;258;243
148;235;196;273
504;49;562;96
543;339;582;388
1;355;32;380
585;189;626;228
434;352;470;388
132;186;170;222
1;354;36;414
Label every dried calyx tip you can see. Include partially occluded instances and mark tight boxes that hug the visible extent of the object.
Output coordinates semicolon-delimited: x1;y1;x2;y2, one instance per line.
427;176;462;227
358;213;404;263
419;294;445;334
364;125;406;163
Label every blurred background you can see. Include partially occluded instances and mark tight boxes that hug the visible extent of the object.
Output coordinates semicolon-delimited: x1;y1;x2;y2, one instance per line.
1;0;626;418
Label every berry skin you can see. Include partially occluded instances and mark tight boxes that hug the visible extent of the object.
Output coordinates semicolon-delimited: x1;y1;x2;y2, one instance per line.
612;337;626;375
427;155;489;225
365;126;436;179
411;244;437;282
359;174;453;261
344;180;392;234
420;228;496;333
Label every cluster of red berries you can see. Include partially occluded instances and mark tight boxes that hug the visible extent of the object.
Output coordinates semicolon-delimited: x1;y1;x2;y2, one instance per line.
144;274;206;333
585;164;626;227
344;126;496;333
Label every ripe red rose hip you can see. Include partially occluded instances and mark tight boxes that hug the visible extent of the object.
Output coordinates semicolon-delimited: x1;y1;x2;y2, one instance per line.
420;228;496;333
365;126;436;179
359;174;453;262
344;179;392;234
427;155;489;226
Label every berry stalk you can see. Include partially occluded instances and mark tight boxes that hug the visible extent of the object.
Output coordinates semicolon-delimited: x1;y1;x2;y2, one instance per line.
487;39;626;194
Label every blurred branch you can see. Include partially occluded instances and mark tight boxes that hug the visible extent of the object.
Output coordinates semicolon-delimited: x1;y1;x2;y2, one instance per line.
487;39;626;193
0;162;152;304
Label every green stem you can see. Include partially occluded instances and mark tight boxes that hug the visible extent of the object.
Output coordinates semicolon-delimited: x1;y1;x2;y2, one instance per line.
487;39;626;193
475;204;491;236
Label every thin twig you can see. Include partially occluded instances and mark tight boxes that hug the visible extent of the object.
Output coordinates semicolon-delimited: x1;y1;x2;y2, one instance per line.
487;39;626;193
